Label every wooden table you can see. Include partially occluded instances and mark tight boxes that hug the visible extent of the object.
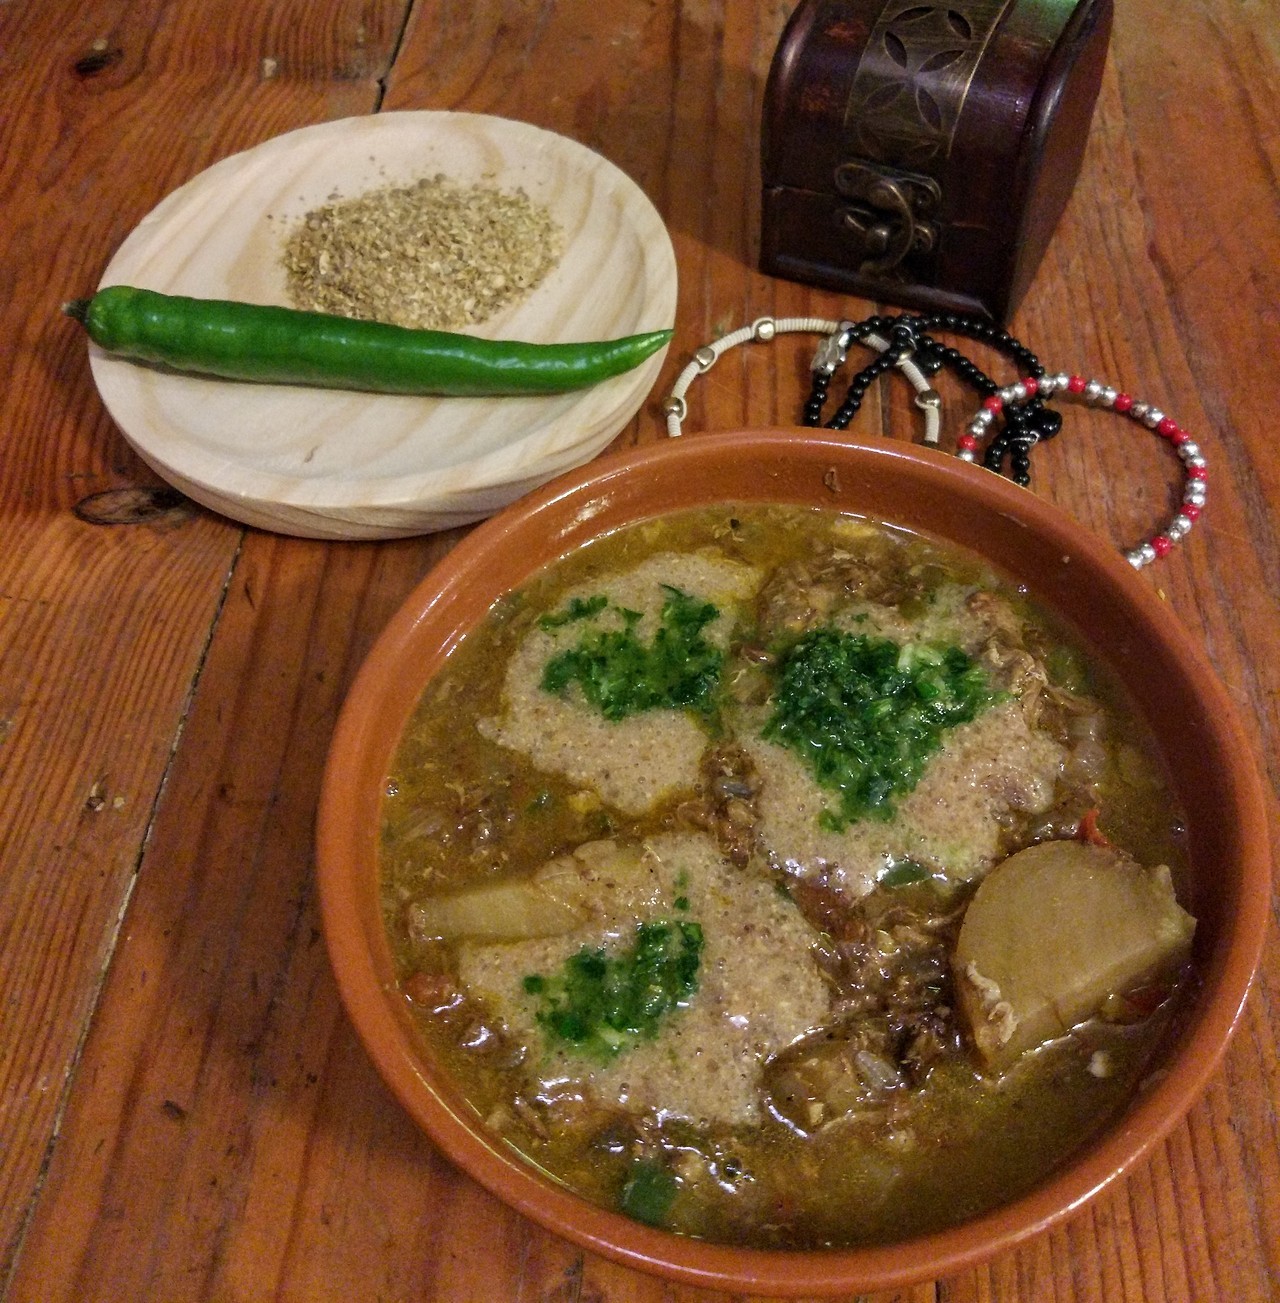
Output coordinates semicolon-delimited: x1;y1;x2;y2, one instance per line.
2;2;1276;1299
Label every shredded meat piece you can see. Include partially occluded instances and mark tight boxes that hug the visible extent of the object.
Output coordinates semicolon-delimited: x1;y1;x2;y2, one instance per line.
763;879;966;1132
675;744;762;866
754;542;947;640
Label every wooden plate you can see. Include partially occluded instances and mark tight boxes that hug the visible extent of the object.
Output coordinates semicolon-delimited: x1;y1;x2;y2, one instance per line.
88;112;678;539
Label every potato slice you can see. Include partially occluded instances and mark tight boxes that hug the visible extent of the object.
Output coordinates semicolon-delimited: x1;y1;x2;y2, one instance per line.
409;876;589;942
408;839;652;942
954;840;1195;1068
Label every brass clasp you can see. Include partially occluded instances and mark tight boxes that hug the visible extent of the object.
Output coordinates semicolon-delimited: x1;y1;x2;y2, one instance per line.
833;161;941;275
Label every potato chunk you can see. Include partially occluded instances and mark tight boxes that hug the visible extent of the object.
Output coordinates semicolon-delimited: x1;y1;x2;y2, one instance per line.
407;840;653;942
954;840;1195;1068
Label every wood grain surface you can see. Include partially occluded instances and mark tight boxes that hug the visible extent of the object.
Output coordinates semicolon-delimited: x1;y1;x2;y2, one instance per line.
0;1;1276;1300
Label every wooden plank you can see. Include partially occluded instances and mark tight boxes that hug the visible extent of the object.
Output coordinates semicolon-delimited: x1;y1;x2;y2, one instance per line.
0;0;410;1286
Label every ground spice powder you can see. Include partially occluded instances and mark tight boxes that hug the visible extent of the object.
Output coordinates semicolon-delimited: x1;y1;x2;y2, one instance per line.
282;174;563;331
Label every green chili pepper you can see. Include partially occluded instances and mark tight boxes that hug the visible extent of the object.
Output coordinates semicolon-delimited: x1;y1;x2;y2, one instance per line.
62;285;673;397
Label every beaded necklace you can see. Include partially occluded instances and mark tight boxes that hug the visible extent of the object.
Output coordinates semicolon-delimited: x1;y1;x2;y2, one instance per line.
660;311;1207;569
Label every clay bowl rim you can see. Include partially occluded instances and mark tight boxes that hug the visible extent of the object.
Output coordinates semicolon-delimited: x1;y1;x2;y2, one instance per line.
316;428;1270;1296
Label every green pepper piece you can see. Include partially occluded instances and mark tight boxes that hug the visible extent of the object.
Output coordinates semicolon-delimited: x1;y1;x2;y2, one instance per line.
619;1159;678;1227
63;286;673;397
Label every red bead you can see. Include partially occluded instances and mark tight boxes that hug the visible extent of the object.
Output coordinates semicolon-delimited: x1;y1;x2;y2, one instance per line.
1171;427;1191;445
1187;465;1208;481
983;395;1004;413
957;433;979;451
1114;393;1133;412
1067;375;1087;393
1023;376;1039;397
1182;503;1202;521
1151;535;1173;558
1157;417;1180;439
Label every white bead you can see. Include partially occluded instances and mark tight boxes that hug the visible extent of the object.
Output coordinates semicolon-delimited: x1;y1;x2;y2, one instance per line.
1177;440;1201;460
1143;407;1165;428
1100;386;1118;406
1084;380;1104;402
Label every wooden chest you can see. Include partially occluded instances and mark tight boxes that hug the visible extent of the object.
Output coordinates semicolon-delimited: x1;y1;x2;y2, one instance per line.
760;0;1113;323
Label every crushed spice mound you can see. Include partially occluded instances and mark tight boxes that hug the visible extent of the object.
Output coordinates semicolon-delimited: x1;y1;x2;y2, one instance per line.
281;174;563;331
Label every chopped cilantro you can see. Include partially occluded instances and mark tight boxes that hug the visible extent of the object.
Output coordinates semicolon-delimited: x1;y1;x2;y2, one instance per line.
523;919;704;1060
673;895;690;911
540;586;724;720
762;627;994;828
537;594;608;630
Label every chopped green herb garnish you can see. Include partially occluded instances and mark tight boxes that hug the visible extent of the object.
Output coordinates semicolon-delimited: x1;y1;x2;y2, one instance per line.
540;586;724;720
879;859;930;888
524;918;704;1059
673;895;690;912
762;627;994;828
537;594;608;630
619;1159;679;1226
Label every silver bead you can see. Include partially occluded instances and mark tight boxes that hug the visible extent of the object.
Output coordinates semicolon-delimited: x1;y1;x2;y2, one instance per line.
694;345;717;372
1184;454;1208;470
662;395;687;420
1038;376;1060;397
972;408;995;429
957;449;977;463
1009;381;1028;403
1184;484;1207;505
1177;440;1201;460
1130;401;1151;420
1084;379;1104;402
1167;515;1192;540
1139;542;1158;565
1143;407;1165;429
1100;386;1118;406
1126;547;1149;569
751;316;777;341
1052;372;1071;390
967;421;988;438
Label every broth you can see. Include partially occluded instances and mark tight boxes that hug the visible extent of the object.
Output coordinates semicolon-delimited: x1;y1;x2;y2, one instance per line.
380;504;1193;1248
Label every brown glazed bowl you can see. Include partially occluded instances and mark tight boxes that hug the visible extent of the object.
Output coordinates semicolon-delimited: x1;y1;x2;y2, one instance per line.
316;430;1269;1296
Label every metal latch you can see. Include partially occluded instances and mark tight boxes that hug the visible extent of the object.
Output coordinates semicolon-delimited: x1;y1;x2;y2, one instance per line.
833;160;941;275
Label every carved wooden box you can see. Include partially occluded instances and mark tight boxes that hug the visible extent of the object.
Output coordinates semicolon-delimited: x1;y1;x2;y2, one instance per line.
760;0;1113;322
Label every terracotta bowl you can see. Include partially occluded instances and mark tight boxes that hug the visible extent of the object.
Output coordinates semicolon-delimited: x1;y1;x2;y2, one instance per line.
316;430;1269;1295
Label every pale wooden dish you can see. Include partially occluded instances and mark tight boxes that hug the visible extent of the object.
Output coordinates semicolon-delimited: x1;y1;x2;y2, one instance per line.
88;111;677;538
